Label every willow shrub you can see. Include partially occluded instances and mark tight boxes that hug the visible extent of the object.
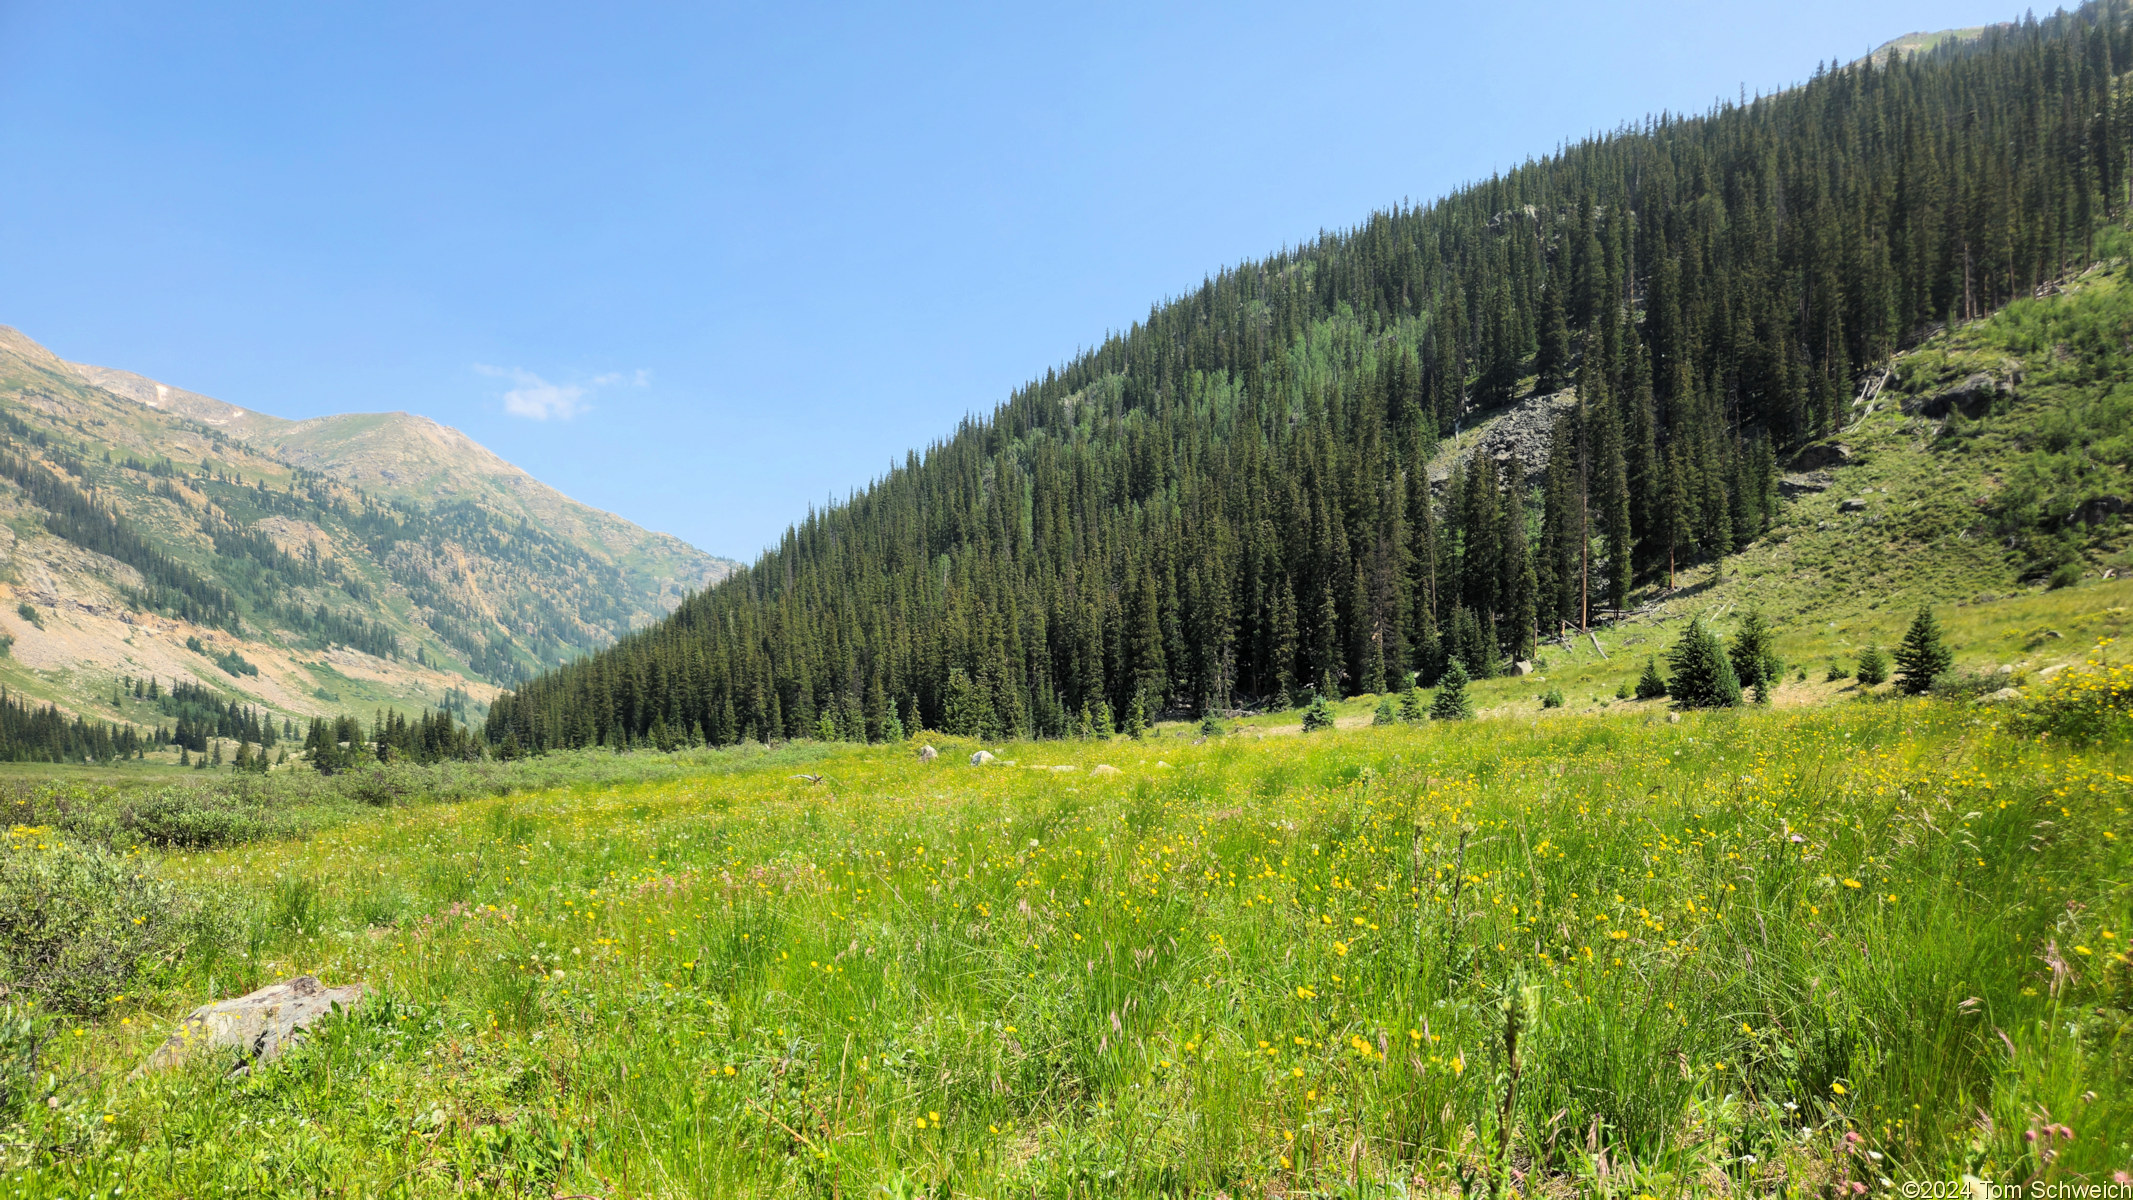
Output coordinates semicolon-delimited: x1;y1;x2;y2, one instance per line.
0;828;200;1015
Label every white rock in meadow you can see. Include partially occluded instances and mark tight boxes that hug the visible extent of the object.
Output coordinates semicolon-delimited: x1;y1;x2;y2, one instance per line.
137;976;366;1077
916;744;938;762
970;750;997;765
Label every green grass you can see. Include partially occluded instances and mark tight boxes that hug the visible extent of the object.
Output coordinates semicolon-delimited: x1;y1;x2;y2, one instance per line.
8;696;2129;1197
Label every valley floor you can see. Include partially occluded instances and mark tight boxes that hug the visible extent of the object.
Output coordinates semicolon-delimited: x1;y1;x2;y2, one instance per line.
7;680;2130;1197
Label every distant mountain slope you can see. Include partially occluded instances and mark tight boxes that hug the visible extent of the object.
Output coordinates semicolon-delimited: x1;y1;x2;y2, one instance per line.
1861;26;1998;65
0;326;736;737
64;358;714;609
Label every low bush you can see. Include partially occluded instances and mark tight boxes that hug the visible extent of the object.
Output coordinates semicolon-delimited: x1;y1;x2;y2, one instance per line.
0;1002;51;1123
2010;648;2133;743
0;829;199;1014
1929;668;2005;701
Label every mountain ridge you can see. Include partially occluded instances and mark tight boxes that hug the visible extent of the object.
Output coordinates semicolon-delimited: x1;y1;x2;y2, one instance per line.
0;324;738;746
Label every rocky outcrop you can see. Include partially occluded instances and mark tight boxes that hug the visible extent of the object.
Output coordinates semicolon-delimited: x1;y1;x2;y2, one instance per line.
137;976;366;1077
1426;391;1579;489
1904;371;2014;419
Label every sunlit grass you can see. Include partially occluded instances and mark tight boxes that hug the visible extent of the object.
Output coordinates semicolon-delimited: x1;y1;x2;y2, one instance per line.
12;698;2132;1197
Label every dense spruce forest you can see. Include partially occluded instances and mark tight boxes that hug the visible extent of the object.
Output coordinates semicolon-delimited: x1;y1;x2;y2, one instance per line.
488;5;2133;751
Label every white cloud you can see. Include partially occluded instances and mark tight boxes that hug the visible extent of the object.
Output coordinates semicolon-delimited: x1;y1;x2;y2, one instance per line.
476;364;646;421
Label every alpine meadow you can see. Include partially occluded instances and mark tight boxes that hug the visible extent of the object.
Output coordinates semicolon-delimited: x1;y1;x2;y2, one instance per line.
6;5;2133;1199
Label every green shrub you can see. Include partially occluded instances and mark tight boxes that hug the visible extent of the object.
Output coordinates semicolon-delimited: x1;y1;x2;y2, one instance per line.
0;830;195;1015
1540;689;1565;709
1371;698;1396;726
1825;661;1852;681
0;1002;53;1123
113;788;278;848
1929;669;2003;700
2010;652;2133;743
14;603;39;629
2048;562;2083;590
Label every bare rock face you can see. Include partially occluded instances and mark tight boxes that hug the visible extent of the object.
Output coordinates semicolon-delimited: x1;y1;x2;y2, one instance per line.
915;744;938;762
137;976;366;1076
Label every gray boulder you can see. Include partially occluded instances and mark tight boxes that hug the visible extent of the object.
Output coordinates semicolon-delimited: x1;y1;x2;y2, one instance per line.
137;976;366;1076
1905;372;2011;419
969;750;997;765
915;744;938;762
1790;442;1853;470
1840;498;1869;513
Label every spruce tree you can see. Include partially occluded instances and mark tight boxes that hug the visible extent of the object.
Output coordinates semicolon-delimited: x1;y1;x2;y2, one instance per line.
1372;697;1397;726
1634;656;1668;700
1856;644;1889;686
1893;607;1953;694
1301;690;1336;732
1728;610;1782;703
1666;619;1741;709
1430;658;1474;720
1535;281;1573;393
1398;674;1426;723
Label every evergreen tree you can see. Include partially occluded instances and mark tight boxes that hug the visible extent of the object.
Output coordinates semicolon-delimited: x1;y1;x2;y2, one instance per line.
1856;644;1890;686
1301;691;1336;732
1372;697;1397;726
1634;656;1669;700
1124;689;1148;738
1667;619;1742;709
1728;610;1783;703
1398;674;1426;723
1535;280;1573;393
1430;658;1474;720
1893;607;1953;694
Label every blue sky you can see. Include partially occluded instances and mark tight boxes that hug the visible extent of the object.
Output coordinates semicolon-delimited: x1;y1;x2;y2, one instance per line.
0;0;2015;560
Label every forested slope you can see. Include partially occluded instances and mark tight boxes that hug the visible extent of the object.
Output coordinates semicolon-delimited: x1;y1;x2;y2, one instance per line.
489;4;2133;751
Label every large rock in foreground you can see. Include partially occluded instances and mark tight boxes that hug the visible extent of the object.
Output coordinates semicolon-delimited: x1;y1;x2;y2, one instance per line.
137;976;366;1076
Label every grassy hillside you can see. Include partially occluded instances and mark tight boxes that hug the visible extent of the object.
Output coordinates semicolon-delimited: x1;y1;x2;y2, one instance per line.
0;326;735;746
10;689;2128;1195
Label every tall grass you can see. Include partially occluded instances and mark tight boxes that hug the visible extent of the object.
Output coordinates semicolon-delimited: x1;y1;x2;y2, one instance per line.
7;703;2129;1196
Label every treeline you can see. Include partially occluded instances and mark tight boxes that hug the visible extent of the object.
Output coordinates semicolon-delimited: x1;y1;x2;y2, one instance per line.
146;679;282;752
0;688;149;763
478;5;2133;749
302;707;484;772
